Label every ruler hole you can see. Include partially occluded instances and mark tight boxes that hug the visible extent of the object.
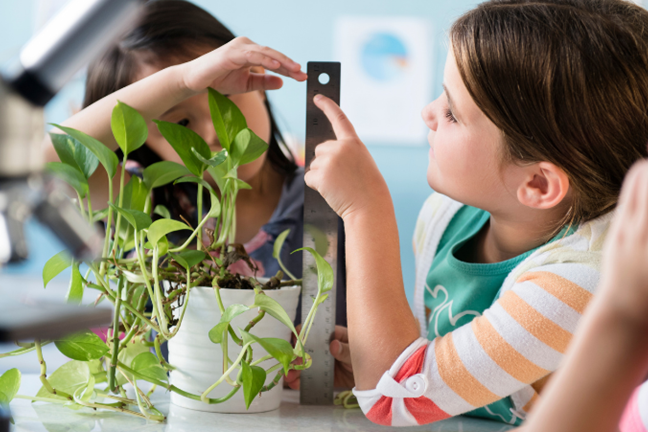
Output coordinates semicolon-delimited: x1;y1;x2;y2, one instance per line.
318;73;330;85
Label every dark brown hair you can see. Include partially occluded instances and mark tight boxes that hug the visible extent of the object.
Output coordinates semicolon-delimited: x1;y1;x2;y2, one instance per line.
451;0;648;226
83;0;297;225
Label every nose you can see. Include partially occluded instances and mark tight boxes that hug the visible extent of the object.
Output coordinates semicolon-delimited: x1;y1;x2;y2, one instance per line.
199;117;222;151
421;99;439;132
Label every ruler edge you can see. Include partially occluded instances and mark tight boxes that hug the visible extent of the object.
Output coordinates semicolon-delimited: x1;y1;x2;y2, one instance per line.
300;61;341;405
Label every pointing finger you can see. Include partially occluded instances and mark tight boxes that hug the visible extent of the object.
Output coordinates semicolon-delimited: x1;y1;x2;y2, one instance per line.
314;94;359;141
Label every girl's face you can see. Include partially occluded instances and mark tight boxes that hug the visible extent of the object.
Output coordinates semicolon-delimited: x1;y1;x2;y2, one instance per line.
422;50;519;212
135;62;271;184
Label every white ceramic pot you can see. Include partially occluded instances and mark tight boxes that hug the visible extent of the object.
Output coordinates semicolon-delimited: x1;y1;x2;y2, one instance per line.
168;285;300;413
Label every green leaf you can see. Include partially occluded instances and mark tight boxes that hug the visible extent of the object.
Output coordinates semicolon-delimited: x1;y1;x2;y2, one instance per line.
143;161;191;190
109;204;152;231
66;262;84;304
88;359;106;384
131;352;168;383
240;360;266;410
293;247;334;294
147;219;191;246
111;101;147;156
35;361;91;404
222;304;250;323
240;329;294;376
50;133;99;180
51;124;119;179
206;163;230;194
91;207;110;223
118;175;148;212
176;250;207;268
273;229;290;261
0;369;21;404
153;204;171;219
315;293;330;306
231;128;268;166
253;294;297;335
43;250;72;288
207;88;247;151
174;176;216;195
153;120;210;176
192;148;228;168
54;329;109;361
122;270;147;284
117;336;149;385
207;189;221;218
45;162;89;198
208;322;229;344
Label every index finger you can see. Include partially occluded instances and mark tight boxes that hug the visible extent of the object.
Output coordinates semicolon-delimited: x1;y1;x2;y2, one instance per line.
314;95;359;141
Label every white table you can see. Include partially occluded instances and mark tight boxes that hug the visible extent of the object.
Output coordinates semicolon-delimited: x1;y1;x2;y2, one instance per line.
7;375;516;432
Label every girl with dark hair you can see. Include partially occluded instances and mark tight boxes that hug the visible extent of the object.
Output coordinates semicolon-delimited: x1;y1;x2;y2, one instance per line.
298;0;648;427
44;0;307;278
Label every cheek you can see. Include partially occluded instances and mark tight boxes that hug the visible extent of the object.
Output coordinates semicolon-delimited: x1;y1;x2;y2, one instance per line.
237;151;267;182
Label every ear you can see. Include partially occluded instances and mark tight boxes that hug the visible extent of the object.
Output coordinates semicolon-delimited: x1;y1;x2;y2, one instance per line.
517;162;570;209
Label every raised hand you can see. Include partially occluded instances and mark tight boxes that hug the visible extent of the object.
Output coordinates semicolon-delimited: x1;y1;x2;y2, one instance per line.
304;95;391;221
181;36;307;95
599;159;648;328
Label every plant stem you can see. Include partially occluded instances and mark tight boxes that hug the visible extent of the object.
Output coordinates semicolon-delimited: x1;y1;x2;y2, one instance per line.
109;154;128;258
117;362;239;404
197;179;203;251
154;335;175;371
260;370;284;393
108;277;124;391
0;341;51;358
201;342;252;403
167;212;212;253
244;310;265;333
36;340;73;401
100;174;114;276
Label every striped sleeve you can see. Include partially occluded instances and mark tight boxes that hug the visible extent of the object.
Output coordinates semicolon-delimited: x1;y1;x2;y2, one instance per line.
353;263;598;426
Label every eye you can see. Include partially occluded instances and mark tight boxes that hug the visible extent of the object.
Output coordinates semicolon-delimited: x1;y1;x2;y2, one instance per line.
177;118;190;127
444;108;457;124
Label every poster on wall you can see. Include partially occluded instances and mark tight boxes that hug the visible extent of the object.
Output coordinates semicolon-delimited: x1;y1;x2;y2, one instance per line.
334;16;433;146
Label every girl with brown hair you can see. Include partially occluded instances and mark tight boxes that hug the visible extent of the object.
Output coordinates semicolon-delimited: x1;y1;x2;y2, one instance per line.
44;0;307;279
301;0;648;427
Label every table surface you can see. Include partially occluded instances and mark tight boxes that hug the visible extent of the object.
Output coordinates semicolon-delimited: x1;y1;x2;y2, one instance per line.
7;375;516;432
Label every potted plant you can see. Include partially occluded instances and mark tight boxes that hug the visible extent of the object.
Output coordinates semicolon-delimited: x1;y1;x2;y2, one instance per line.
0;89;332;421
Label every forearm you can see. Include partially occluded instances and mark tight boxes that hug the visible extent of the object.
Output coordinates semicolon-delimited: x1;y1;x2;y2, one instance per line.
44;64;193;161
525;290;648;432
344;197;420;391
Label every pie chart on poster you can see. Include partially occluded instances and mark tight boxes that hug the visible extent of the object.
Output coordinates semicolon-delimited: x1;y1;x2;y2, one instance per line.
360;32;409;82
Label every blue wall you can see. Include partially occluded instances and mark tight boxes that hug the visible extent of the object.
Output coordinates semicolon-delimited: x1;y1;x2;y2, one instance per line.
0;0;481;304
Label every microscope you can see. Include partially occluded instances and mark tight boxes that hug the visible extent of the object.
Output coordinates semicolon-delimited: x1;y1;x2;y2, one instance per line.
0;1;143;428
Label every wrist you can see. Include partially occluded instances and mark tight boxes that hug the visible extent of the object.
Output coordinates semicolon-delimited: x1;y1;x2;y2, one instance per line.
170;62;201;100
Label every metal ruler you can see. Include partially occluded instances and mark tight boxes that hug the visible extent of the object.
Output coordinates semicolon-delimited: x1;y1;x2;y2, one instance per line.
300;61;341;405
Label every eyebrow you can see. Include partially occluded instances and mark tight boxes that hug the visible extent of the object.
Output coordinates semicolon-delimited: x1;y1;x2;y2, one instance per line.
442;84;460;121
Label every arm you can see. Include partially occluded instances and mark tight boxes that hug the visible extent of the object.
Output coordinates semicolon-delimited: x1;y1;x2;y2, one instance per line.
524;160;648;432
45;37;306;205
304;95;420;390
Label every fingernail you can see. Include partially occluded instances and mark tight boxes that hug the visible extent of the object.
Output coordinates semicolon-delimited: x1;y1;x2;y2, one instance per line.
314;94;323;102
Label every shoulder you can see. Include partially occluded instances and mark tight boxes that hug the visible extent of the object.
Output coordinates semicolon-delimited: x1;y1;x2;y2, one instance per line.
502;210;616;298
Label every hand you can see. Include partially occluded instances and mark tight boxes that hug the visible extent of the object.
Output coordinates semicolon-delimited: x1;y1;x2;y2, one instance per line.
599;159;648;328
181;36;307;95
304;95;391;220
284;325;355;390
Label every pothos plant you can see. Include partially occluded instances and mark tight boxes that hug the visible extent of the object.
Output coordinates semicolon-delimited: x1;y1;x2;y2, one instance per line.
0;88;332;422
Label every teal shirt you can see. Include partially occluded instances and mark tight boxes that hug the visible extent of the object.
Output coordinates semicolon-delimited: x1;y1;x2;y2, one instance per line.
424;205;571;426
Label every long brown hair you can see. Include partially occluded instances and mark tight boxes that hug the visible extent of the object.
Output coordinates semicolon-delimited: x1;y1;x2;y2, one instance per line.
451;0;648;226
83;0;297;226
